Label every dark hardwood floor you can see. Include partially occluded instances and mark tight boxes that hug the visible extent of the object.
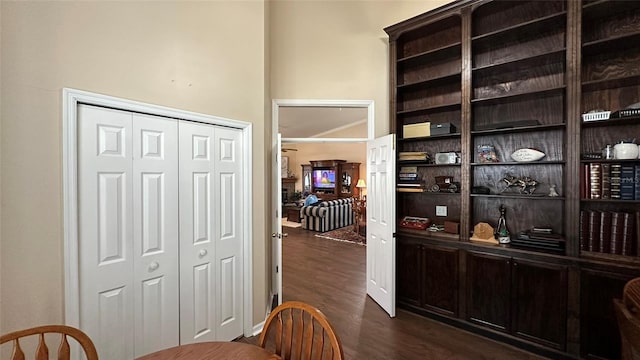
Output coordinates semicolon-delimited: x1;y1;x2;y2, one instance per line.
246;226;547;359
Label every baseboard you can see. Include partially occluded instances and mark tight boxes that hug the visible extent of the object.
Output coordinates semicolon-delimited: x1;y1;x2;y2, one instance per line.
253;292;278;336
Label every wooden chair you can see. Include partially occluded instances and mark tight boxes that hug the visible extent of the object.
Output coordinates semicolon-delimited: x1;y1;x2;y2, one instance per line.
0;324;98;360
624;277;640;315
614;298;640;360
258;301;344;360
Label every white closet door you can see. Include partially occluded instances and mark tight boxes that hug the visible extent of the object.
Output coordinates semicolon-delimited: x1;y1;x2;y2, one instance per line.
178;122;244;343
179;122;217;343
79;105;135;359
79;105;180;358
213;127;243;341
132;114;180;357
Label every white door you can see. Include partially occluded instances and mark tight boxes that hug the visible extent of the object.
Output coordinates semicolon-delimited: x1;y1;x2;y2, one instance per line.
273;134;283;306
179;122;244;343
212;126;244;340
132;113;180;357
78;105;180;358
366;134;396;317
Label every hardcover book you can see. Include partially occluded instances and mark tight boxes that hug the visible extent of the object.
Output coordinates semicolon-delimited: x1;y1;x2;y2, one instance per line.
611;163;622;199
620;164;635;200
589;163;602;199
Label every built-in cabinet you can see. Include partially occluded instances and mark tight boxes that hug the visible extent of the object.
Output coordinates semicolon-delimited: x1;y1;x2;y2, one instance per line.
386;1;640;358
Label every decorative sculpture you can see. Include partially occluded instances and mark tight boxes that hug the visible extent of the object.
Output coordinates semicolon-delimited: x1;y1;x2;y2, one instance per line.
500;174;538;195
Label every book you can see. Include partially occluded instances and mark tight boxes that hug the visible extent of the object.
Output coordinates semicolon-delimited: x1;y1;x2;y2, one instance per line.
589;163;601;199
587;210;601;252
601;163;611;199
635;165;640;200
622;212;634;256
581;164;589;199
611;212;624;255
611;163;622;199
599;211;612;253
620;164;635;200
580;210;588;251
397;187;424;193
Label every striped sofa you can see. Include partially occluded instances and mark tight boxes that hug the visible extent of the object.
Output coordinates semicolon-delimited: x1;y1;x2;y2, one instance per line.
300;198;355;232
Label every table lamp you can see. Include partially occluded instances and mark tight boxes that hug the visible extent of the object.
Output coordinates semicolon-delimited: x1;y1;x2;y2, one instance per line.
356;179;366;200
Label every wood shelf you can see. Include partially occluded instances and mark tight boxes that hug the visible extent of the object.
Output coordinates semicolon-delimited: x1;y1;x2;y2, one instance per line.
472;49;565;76
471;161;565;166
397;42;461;64
581;115;640;128
398;133;461;142
582;31;640;56
582;0;640;22
471;123;565;135
582;74;640;92
471;86;565;106
581;199;640;204
472;12;566;46
470;194;565;200
398;72;461;90
397;102;461;116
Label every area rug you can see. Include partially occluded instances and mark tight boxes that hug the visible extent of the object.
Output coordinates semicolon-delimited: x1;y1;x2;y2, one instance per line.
282;218;302;228
315;227;365;245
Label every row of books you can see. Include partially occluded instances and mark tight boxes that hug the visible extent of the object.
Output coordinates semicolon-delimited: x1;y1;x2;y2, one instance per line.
582;163;640;200
579;210;637;256
398;166;424;192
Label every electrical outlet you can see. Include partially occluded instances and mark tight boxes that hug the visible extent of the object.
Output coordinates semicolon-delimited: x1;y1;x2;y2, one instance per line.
436;205;447;217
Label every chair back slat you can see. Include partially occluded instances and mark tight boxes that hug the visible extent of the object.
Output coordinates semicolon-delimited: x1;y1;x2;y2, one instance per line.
293;309;304;358
259;301;344;360
35;334;48;360
275;314;283;356
0;325;98;360
58;334;71;360
303;315;314;359
10;340;25;360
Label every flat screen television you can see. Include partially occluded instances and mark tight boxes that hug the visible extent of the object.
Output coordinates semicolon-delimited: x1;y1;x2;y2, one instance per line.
313;169;336;189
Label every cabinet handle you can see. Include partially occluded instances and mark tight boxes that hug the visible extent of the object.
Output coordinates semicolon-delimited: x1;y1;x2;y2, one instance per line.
149;261;159;271
199;249;208;257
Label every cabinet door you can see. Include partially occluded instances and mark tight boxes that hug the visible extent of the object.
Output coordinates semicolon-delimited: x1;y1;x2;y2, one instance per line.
511;259;567;350
422;245;458;316
466;252;511;332
397;238;421;307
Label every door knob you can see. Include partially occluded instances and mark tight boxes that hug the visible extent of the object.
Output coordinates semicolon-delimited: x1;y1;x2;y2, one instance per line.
199;249;208;257
149;261;159;271
282;233;288;237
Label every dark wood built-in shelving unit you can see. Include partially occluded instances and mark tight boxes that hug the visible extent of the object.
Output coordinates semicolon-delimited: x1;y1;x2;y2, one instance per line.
386;0;640;359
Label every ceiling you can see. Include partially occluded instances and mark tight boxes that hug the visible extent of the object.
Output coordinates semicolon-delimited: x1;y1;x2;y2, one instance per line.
278;106;368;138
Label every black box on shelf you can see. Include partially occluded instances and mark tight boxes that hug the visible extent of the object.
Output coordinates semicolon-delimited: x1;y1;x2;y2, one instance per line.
430;123;456;135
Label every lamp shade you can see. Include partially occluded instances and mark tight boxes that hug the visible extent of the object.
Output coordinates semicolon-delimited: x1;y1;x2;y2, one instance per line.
356;179;366;188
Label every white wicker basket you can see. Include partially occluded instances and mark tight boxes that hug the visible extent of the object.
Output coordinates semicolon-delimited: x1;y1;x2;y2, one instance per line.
582;111;611;122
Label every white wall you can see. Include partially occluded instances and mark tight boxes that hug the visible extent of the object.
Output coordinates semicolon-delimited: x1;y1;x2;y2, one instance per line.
270;0;451;137
0;0;269;334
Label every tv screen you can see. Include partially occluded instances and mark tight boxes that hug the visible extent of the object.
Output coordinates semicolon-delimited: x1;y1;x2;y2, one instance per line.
313;170;336;189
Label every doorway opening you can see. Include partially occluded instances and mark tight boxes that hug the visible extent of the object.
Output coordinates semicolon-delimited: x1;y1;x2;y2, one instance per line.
271;99;374;307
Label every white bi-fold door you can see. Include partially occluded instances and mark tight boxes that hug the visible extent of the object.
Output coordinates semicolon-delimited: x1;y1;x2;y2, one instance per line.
78;104;243;359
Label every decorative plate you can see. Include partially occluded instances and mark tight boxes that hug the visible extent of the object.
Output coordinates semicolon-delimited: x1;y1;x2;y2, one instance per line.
510;148;545;162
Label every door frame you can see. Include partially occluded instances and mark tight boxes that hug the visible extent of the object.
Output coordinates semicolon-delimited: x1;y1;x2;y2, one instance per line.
270;99;374;305
62;88;254;337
